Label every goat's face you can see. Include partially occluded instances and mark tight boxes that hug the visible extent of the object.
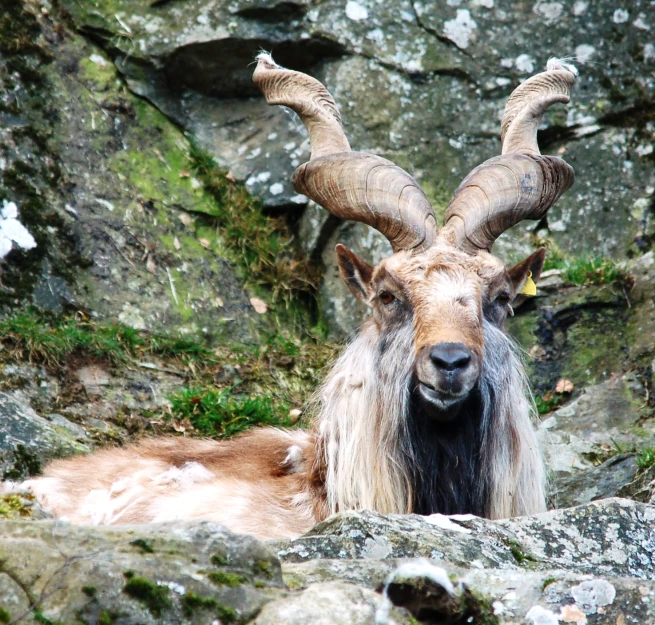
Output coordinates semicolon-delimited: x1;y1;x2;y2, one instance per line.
337;243;546;420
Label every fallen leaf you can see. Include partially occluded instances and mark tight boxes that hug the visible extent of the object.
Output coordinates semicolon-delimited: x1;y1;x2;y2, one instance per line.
214;297;224;308
173;236;181;250
226;170;236;182
179;170;190;178
289;408;302;425
250;297;267;314
199;238;211;248
555;378;574;394
146;254;157;274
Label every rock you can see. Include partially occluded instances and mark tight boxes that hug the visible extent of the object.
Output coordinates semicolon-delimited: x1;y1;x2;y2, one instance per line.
628;250;655;365
0;3;269;343
0;392;92;480
278;499;655;579
252;581;413;625
76;365;111;397
507;284;633;393
553;453;640;509
0;519;283;625
277;500;655;624
536;375;652;477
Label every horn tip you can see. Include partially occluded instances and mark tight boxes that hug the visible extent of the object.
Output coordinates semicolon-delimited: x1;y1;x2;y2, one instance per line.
546;56;579;77
255;51;279;71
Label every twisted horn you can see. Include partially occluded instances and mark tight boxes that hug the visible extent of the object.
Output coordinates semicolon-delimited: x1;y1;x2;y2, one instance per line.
253;53;438;253
440;58;576;253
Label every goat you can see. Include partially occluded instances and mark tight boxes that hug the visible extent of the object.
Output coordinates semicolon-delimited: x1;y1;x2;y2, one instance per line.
13;55;576;540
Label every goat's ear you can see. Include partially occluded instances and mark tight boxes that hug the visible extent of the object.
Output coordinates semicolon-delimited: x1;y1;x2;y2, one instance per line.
508;247;547;306
336;243;374;302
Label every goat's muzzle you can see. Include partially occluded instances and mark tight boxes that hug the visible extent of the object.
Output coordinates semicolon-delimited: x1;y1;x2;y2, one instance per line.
415;342;480;419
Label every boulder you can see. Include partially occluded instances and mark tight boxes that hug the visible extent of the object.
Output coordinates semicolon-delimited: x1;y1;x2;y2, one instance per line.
0;519;283;625
277;499;655;624
0;392;91;480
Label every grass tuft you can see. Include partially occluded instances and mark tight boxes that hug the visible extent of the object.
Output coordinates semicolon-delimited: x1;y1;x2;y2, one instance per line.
168;388;291;438
539;241;629;287
637;448;655;470
0;309;212;367
534;391;565;415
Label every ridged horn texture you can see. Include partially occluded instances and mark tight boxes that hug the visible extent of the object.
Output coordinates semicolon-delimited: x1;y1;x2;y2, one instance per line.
253;53;438;253
441;59;577;253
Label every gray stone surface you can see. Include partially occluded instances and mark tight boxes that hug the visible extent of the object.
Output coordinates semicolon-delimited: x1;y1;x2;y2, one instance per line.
0;519;282;625
277;499;655;624
252;581;413;625
0;392;91;480
1;500;655;623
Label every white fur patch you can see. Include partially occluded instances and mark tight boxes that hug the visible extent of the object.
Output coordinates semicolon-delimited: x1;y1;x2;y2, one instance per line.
282;445;304;472
152;462;213;488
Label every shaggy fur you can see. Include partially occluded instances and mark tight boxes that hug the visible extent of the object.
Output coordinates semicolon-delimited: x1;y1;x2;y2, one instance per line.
313;318;545;520
17;430;318;540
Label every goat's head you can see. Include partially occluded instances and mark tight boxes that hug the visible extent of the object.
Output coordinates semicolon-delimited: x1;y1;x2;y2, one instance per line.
254;55;575;421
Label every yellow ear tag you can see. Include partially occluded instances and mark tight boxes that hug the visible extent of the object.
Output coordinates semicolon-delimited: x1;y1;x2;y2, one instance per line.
520;271;537;296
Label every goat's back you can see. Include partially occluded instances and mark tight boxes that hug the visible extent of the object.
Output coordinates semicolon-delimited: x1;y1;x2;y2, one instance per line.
19;428;318;540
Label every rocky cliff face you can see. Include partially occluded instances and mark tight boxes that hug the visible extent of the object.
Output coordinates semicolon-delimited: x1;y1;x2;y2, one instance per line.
1;1;655;623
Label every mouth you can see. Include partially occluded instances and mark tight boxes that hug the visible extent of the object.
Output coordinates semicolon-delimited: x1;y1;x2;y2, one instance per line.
417;382;467;411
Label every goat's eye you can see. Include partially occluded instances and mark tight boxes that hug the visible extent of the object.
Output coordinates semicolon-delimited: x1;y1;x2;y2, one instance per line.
379;291;396;305
495;292;511;305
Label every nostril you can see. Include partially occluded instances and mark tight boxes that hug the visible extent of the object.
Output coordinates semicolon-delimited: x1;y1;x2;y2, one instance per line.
430;343;471;372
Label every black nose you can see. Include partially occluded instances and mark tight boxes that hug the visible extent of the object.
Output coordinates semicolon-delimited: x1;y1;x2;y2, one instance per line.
430;343;471;372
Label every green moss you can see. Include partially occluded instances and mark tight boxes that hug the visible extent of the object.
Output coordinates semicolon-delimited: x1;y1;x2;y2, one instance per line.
0;308;212;367
541;577;557;591
252;559;274;579
559;310;627;386
81;585;97;598
188;141;317;307
215;604;238;624
504;539;538;567
207;570;249;587
0;608;11;624
78;55;116;91
32;610;60;625
0;493;34;518
210;553;229;567
459;587;500;625
180;593;220;617
169;387;291;438
534;391;565;416
98;611;115;625
122;576;171;616
129;538;154;554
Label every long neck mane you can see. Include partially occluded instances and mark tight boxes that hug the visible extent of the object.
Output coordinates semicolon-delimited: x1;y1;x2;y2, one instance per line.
312;320;546;520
